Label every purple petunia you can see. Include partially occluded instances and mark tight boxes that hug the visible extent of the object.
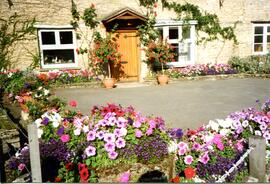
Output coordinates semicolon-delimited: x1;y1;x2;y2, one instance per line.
57;127;64;136
96;131;104;140
42;117;49;125
104;133;116;143
199;153;210;164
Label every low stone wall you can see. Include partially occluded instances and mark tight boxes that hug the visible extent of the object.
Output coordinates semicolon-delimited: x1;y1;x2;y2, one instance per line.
96;155;175;182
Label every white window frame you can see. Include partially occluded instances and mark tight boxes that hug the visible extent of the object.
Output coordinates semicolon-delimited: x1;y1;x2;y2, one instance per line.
155;20;197;67
37;26;78;69
252;23;270;55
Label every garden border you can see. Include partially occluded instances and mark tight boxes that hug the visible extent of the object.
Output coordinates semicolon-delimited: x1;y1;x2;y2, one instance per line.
51;74;270;89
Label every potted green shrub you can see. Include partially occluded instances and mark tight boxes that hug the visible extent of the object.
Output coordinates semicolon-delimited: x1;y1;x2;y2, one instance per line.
144;39;175;85
91;32;121;88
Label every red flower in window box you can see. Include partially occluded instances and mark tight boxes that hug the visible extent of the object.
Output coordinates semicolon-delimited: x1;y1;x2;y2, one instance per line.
65;163;74;171
79;168;89;182
54;177;62;182
184;167;196;179
172;176;180;183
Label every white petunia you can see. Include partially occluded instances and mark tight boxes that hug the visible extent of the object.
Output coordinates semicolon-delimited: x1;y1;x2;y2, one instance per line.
220;128;231;136
255;130;262;136
35;118;43;128
74;128;81;136
83;125;89;133
52;120;60;128
208;120;219;132
168;141;178;153
44;89;50;96
242;120;249;128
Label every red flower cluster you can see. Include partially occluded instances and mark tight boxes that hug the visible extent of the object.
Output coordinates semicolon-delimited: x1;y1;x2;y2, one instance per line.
92;103;125;117
65;163;74;171
69;100;78;107
184;167;196;179
78;163;89;182
172;176;180;183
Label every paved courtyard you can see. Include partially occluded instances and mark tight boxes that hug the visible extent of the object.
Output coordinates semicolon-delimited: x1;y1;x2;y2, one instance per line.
55;78;270;129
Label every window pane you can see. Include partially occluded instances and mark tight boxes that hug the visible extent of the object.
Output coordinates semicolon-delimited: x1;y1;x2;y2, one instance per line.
255;26;263;34
41;32;55;45
60;31;73;44
157;28;163;40
43;49;75;65
254;44;263;52
254;36;263;43
267;35;270;43
268;26;270;33
171;43;179;62
169;27;178;39
182;27;190;39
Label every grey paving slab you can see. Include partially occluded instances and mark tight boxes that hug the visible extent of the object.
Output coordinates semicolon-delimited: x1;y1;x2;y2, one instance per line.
54;78;270;130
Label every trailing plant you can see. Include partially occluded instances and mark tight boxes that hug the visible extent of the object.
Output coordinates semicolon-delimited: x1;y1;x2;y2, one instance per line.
0;12;36;70
138;0;237;44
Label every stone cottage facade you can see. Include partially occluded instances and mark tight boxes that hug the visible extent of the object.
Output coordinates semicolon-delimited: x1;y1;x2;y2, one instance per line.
1;0;270;81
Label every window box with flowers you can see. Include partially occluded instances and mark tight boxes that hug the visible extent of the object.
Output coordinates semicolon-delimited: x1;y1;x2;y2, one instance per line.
144;39;175;85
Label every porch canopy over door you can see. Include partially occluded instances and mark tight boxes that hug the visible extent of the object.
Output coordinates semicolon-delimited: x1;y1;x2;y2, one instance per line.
102;8;147;81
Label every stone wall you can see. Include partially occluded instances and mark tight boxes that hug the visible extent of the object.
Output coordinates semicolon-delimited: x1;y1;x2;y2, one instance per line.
1;0;270;71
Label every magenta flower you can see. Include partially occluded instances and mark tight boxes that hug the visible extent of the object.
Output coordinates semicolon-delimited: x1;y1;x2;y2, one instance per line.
146;128;153;136
87;131;96;141
119;171;130;183
178;148;187;156
85;145;96;157
199;153;210;164
184;155;193;165
69;100;77;107
18;163;25;171
178;142;188;149
192;143;201;151
104;133;116;143
235;140;244;151
135;129;143;138
267;111;270;119
116;137;126;148
149;119;156;129
105;142;115;152
60;134;70;143
217;142;224;151
108;151;118;160
133;120;142;128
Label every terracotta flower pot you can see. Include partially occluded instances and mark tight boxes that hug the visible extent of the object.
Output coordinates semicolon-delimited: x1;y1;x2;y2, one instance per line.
103;78;115;89
157;75;169;85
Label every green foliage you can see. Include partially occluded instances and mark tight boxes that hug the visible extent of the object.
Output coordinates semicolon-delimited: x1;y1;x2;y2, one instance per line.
138;0;237;45
82;5;99;29
0;12;36;70
228;54;270;74
160;0;237;43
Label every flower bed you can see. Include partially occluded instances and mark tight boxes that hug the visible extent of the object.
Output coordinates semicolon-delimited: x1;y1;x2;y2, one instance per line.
168;63;237;78
7;99;270;183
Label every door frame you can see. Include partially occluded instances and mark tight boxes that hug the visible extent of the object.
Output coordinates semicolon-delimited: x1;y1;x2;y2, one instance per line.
115;29;141;82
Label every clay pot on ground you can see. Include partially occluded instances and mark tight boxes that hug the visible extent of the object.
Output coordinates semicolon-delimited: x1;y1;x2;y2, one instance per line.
103;78;116;89
157;75;169;85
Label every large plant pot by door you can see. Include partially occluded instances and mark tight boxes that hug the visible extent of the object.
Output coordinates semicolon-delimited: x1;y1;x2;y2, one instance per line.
103;78;115;89
157;75;169;85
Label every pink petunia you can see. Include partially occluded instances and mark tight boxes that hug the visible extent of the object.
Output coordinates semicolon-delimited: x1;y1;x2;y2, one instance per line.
87;131;96;141
146;128;153;136
199;153;210;164
133;120;142;128
18;163;25;171
178;148;187;156
69;100;77;107
116;138;126;148
104;142;115;152
108;151;118;160
104;133;116;143
60;134;70;143
184;155;193;165
135;129;143;138
119;171;130;183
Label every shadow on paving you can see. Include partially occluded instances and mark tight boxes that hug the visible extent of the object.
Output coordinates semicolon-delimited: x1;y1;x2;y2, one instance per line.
55;78;270;129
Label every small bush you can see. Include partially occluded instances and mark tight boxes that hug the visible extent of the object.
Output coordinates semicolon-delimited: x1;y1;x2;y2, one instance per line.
228;54;270;74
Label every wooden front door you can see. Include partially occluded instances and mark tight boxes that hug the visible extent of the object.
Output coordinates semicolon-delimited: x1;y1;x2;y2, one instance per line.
112;31;139;81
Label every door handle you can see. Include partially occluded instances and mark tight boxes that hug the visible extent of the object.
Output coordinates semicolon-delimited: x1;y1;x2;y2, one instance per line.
121;61;128;64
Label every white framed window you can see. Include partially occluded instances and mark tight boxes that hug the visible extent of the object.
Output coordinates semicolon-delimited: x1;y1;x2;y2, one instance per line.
37;27;78;69
253;23;270;55
155;20;197;67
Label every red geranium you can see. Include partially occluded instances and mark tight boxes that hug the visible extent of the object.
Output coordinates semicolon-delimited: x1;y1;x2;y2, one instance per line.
65;163;74;171
54;177;62;182
80;168;89;182
172;176;180;183
184;167;196;179
69;100;78;107
78;163;87;171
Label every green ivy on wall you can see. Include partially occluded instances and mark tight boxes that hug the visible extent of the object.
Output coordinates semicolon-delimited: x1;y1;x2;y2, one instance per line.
138;0;237;44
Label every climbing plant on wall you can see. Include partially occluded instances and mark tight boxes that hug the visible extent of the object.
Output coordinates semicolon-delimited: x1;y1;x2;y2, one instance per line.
138;0;237;44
